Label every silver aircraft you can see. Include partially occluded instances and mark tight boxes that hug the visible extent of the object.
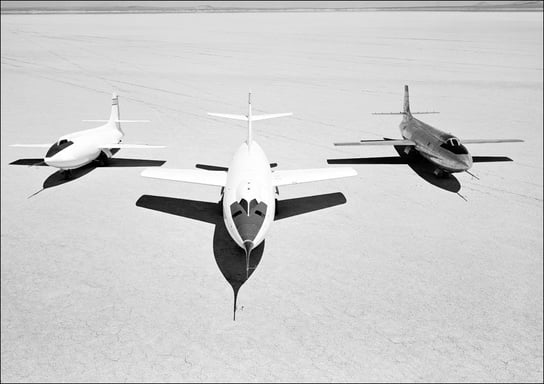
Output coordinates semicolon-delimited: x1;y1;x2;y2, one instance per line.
331;85;523;178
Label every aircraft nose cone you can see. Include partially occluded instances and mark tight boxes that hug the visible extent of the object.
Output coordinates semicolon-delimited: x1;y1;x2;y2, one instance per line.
243;240;254;256
461;155;473;171
44;155;60;167
44;153;73;168
243;240;254;279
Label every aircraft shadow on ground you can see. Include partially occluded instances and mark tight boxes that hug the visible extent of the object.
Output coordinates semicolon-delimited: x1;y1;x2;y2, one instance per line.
135;192;347;318
11;155;166;194
393;145;462;193
328;144;462;193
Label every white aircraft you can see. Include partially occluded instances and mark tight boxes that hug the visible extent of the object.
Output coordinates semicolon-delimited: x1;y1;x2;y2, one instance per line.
140;94;357;279
10;93;165;175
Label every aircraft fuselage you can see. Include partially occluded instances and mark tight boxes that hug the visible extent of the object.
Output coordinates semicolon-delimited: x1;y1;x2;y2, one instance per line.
44;125;122;170
223;141;275;253
39;94;125;171
400;115;472;173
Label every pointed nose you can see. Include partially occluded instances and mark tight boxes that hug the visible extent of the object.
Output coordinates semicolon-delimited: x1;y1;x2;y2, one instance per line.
243;240;254;280
44;153;75;168
243;240;254;256
460;155;473;171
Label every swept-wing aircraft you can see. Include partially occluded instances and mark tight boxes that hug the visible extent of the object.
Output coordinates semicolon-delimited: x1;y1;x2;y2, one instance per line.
329;85;523;178
139;94;356;317
10;94;165;175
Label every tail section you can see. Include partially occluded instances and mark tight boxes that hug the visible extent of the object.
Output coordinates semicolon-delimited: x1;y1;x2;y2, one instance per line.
403;85;411;116
109;93;122;134
81;94;149;127
208;93;292;150
372;85;439;116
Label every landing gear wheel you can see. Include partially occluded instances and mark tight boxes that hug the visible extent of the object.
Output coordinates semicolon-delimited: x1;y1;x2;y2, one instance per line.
96;152;109;167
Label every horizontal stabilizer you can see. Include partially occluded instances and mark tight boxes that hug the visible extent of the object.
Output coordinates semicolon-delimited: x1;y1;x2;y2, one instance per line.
334;139;415;146
272;167;357;187
472;156;513;163
372;111;439;115
82;119;150;123
207;113;248;121
10;144;52;148
195;162;277;171
327;157;409;165
99;144;166;149
461;139;524;144
141;168;227;187
252;113;292;121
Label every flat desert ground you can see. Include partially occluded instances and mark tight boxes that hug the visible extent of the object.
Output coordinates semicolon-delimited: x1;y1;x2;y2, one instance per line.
1;11;542;382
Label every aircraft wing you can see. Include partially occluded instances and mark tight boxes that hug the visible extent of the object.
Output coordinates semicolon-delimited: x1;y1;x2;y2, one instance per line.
460;139;524;144
327;157;410;165
334;139;416;146
271;167;357;187
99;144;166;149
10;144;53;148
141;168;227;187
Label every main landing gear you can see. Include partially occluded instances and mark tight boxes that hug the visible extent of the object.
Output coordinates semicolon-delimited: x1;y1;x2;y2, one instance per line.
95;151;110;167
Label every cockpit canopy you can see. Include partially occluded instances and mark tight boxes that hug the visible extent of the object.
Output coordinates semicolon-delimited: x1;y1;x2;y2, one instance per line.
440;137;468;155
231;198;266;219
45;139;74;158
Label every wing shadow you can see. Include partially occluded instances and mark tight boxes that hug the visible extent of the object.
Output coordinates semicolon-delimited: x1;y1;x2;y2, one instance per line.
392;145;461;193
275;192;347;220
42;163;98;190
100;158;166;167
327;147;461;193
12;153;166;195
10;158;48;166
135;191;347;318
135;194;265;319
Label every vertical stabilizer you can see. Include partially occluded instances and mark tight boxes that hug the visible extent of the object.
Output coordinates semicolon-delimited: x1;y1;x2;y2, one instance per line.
403;85;411;116
109;93;123;134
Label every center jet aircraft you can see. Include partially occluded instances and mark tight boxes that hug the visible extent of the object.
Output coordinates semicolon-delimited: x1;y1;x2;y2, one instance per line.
140;94;357;281
11;94;165;175
329;85;523;180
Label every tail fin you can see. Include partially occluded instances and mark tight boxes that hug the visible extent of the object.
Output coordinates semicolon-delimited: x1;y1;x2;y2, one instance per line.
207;93;292;150
403;85;411;116
372;85;439;116
109;93;122;134
81;94;149;125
